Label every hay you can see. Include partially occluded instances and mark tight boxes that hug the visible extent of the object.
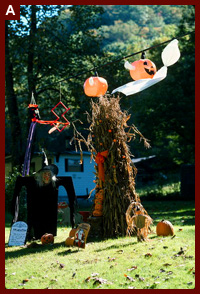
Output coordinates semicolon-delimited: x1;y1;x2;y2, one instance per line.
73;95;152;238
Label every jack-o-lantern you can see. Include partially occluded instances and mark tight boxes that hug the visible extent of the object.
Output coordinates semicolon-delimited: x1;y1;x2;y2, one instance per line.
84;77;108;97
129;59;156;80
94;203;103;211
156;220;174;236
95;190;104;201
41;233;54;245
94;199;103;205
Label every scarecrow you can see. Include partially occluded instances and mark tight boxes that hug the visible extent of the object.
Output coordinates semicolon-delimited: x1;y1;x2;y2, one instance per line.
11;163;77;240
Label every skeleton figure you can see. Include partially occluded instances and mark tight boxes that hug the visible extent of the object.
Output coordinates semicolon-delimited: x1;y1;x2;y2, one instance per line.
11;164;77;240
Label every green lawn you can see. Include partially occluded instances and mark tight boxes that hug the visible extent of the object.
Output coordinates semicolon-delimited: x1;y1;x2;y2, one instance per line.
5;201;195;289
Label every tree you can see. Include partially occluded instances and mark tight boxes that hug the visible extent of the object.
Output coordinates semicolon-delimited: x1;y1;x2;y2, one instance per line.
131;5;195;169
5;20;23;168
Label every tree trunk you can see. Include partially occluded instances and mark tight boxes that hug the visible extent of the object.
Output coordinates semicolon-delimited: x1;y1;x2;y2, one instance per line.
5;21;23;169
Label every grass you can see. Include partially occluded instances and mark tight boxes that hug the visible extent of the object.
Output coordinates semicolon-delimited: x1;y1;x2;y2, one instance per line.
5;200;195;289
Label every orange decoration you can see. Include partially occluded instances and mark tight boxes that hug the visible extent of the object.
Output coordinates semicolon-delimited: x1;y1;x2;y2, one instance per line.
93;210;103;217
108;129;112;133
95;189;104;201
65;236;75;246
130;59;156;80
84;77;108;97
113;139;117;142
69;228;78;237
95;203;103;211
41;233;54;245
95;151;109;182
99;120;102;123
156;220;174;236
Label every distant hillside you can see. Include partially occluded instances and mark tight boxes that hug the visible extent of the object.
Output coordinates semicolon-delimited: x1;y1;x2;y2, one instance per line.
99;5;183;53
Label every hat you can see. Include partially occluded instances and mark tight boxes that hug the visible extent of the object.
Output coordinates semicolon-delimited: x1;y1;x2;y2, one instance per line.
37;164;59;175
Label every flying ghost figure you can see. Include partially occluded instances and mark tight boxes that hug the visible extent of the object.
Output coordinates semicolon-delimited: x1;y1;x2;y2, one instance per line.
111;39;181;96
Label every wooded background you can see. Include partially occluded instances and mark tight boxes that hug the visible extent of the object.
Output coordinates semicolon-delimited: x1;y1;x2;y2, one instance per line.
5;5;195;174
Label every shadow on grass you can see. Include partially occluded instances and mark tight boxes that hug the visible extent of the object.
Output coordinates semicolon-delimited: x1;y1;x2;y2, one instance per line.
5;240;79;260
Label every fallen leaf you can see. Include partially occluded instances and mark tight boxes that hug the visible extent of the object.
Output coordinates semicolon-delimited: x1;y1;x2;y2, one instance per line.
85;277;91;282
139;277;145;281
187;282;193;285
163;263;172;267
159;269;166;273
127;266;137;271
93;277;108;285
108;257;116;262
163;246;168;249
117;249;124;254
145;253;152;257
22;279;29;283
124;274;135;282
178;228;183;231
91;273;99;277
166;271;173;275
59;263;65;269
72;272;76;278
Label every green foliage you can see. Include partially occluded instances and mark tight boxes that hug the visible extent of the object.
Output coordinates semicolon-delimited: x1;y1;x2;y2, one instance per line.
5;201;195;289
5;5;195;172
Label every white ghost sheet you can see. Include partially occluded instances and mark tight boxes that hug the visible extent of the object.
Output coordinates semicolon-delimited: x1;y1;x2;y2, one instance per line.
111;39;181;96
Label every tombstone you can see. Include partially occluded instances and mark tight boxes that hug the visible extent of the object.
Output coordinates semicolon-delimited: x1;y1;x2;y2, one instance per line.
8;221;28;246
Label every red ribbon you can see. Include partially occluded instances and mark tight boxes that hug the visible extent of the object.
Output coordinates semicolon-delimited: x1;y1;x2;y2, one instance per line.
95;150;108;182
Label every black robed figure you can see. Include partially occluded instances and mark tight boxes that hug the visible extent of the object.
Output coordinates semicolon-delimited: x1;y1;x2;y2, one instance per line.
11;164;77;240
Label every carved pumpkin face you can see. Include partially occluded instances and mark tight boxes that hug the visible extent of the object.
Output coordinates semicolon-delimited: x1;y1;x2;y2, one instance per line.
41;233;54;245
94;203;103;211
130;59;156;80
95;189;104;201
84;77;108;97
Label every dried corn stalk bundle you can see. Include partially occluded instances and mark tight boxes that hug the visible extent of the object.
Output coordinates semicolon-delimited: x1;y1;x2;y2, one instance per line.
73;95;151;238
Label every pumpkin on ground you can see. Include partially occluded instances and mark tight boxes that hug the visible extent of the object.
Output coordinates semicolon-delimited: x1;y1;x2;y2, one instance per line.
156;220;174;236
41;233;54;245
65;236;75;247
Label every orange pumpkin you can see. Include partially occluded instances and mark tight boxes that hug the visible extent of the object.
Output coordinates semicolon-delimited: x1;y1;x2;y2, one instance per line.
84;77;108;97
41;233;54;245
156;220;174;236
94;199;103;205
65;236;75;247
93;210;103;217
69;228;78;237
130;59;156;80
95;190;104;201
94;203;103;211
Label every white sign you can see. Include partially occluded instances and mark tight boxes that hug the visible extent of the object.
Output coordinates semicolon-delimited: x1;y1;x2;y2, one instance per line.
8;221;28;247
